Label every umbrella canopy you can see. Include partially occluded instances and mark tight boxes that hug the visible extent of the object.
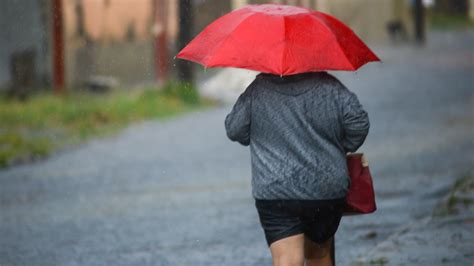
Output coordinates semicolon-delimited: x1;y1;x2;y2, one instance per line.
176;4;380;75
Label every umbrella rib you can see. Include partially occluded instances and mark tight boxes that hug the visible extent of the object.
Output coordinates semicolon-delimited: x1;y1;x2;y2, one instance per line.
311;13;355;70
203;12;259;66
281;15;287;76
179;5;379;74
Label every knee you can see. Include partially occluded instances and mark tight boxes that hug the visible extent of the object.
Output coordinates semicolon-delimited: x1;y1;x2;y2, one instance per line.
305;252;332;266
305;243;331;259
304;238;333;264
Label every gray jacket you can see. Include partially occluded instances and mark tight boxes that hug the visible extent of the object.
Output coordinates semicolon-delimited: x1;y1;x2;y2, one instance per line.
225;72;370;200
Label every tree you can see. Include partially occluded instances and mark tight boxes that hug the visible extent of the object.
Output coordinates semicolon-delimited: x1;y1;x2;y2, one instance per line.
177;0;194;84
414;0;425;44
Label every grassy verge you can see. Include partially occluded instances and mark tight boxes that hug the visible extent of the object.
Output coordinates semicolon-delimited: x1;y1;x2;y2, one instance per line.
434;173;474;217
429;12;474;29
0;82;212;167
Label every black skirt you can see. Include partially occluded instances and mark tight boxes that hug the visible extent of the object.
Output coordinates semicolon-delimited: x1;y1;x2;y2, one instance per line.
255;198;345;246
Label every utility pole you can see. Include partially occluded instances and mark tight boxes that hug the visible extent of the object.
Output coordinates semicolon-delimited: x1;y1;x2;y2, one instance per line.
177;0;194;84
52;0;65;93
414;0;425;44
153;0;169;83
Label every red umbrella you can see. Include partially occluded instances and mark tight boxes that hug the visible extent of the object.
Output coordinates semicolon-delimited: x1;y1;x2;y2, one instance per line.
177;4;380;75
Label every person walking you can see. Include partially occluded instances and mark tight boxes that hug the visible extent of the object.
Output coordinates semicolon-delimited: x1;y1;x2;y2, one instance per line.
177;4;377;264
225;71;370;266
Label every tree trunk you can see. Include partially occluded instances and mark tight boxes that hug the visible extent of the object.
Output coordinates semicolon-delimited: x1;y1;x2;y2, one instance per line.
177;0;194;84
414;0;425;44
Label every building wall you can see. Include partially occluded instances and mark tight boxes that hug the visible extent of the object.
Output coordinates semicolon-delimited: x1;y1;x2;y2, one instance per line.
64;0;154;43
310;0;413;43
62;0;156;87
0;0;51;90
0;0;424;90
61;0;235;87
471;0;474;20
194;0;232;35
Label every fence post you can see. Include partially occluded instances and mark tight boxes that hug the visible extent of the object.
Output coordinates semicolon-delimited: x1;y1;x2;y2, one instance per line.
52;0;65;93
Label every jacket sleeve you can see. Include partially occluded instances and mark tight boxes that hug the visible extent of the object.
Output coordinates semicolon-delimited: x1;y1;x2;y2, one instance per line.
340;89;370;153
224;84;253;146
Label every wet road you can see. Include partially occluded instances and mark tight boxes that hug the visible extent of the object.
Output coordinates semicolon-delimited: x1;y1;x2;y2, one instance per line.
1;30;473;265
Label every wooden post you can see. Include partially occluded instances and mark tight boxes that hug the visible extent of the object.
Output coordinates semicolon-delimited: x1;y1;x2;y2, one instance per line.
52;0;65;93
154;0;169;82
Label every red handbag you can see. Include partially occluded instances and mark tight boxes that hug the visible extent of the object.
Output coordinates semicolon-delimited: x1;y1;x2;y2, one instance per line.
344;153;377;215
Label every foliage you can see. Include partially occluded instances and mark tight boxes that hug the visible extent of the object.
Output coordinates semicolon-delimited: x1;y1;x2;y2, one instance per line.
161;81;200;105
0;133;52;167
429;12;474;29
434;173;474;217
0;84;208;167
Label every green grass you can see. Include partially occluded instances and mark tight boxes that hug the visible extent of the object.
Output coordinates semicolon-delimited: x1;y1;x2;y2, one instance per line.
429;13;474;29
0;82;211;167
434;174;474;217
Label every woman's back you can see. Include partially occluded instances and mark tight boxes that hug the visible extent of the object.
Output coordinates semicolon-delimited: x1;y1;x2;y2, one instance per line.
225;72;369;200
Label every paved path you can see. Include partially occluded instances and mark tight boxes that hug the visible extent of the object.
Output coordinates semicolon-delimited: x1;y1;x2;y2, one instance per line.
1;30;473;266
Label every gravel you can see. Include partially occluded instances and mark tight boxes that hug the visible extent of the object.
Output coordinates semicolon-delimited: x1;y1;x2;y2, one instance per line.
1;30;473;266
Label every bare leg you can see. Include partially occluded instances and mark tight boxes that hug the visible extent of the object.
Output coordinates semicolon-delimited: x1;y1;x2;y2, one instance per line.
269;234;305;266
304;236;333;266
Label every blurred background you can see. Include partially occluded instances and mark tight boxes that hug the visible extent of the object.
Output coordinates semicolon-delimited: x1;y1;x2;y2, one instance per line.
1;0;471;92
0;0;473;265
